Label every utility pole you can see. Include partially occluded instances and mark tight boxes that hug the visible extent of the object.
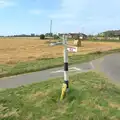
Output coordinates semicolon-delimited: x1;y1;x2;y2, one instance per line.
50;20;52;37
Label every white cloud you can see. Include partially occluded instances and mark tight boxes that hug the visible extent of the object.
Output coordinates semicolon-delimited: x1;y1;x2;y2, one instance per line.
49;0;90;31
29;9;42;15
61;20;79;25
50;0;120;33
0;0;15;8
50;0;89;19
50;13;74;19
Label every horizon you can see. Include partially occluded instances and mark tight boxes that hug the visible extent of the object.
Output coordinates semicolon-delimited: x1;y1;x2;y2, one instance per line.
1;30;120;36
0;0;120;36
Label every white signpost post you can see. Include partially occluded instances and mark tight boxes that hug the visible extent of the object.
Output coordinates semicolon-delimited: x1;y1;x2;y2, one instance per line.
63;35;69;92
50;35;78;100
60;35;78;100
63;35;78;91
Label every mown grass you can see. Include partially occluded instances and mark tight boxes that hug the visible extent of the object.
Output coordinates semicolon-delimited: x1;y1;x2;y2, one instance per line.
0;72;120;120
0;48;120;78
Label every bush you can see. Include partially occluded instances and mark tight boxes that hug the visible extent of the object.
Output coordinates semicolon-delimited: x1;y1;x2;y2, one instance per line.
40;34;45;39
53;34;59;39
94;51;102;54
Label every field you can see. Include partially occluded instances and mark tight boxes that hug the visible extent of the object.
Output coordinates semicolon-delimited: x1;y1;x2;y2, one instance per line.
0;72;120;120
1;37;120;64
0;38;120;119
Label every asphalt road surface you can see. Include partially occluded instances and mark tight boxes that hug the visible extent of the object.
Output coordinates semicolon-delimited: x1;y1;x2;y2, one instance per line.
100;53;120;82
0;53;120;89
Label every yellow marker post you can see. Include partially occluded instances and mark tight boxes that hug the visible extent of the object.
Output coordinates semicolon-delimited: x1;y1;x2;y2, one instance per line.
60;83;67;101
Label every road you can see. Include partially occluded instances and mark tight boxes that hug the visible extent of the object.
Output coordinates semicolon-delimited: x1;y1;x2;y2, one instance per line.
0;53;120;88
100;53;120;82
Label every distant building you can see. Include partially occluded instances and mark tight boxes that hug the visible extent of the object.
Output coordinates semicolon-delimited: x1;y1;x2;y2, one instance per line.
58;33;87;39
114;32;120;40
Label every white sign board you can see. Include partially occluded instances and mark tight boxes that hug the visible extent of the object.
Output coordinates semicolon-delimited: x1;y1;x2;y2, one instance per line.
80;36;83;39
67;47;77;52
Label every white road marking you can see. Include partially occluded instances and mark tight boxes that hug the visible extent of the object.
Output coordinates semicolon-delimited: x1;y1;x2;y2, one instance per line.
71;67;82;71
51;67;82;74
90;62;95;69
51;70;64;74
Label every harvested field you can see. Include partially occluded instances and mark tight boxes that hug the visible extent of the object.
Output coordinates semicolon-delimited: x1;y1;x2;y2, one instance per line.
0;37;120;64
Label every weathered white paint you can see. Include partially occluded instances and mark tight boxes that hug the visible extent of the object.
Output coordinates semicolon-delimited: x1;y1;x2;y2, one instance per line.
90;62;95;69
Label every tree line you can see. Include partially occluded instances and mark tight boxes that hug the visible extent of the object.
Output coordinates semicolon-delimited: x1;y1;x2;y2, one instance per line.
0;34;39;37
0;33;58;38
98;30;120;37
1;30;120;38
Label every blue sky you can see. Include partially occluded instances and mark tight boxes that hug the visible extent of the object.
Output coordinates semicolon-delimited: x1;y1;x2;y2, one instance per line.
0;0;120;35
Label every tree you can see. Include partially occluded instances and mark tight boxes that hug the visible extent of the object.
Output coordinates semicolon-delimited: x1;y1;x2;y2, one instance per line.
107;32;114;37
53;34;59;39
40;34;45;39
31;33;35;37
102;31;115;37
45;33;53;37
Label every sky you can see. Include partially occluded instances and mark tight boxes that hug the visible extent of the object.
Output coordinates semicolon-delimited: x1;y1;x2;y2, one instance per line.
0;0;120;35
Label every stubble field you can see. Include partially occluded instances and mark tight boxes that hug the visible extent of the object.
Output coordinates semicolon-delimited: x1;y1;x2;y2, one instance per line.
0;37;120;64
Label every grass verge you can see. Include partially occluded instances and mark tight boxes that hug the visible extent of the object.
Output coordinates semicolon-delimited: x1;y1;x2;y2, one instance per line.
0;72;120;120
0;48;120;78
